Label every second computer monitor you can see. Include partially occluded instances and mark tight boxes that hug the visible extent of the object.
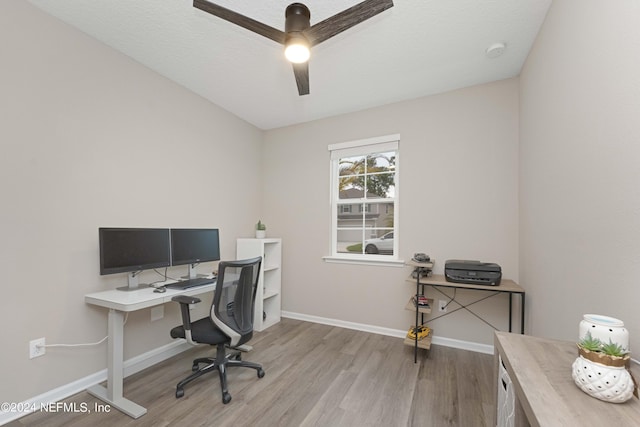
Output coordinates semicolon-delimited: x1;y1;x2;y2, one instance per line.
171;228;220;278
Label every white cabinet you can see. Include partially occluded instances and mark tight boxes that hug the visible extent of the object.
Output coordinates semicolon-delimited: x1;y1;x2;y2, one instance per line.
236;238;281;331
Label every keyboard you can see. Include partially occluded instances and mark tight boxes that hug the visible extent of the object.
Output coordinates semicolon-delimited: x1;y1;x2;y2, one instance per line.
166;277;215;290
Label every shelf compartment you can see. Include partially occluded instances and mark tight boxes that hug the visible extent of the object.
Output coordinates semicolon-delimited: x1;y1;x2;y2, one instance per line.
263;289;279;300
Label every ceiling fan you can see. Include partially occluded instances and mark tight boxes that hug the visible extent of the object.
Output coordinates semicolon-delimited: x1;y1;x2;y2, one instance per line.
193;0;394;96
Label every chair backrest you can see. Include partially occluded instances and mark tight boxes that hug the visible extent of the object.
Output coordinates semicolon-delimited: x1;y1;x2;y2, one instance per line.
211;257;262;347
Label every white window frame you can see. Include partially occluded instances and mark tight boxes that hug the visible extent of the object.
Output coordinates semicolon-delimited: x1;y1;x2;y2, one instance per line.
324;134;403;267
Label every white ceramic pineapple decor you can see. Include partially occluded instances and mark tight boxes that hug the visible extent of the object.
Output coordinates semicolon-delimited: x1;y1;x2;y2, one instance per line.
571;314;636;403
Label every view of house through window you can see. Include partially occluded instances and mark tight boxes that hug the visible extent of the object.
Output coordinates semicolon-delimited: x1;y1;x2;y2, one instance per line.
329;135;399;259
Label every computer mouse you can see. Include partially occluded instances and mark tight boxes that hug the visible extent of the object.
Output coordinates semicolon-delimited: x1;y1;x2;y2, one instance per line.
153;287;167;293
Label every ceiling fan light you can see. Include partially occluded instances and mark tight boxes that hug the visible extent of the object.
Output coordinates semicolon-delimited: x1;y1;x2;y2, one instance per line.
285;41;310;63
284;3;311;63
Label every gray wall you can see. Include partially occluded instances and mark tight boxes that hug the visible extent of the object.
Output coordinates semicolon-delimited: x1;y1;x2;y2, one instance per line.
1;1;262;403
263;79;520;345
519;0;640;353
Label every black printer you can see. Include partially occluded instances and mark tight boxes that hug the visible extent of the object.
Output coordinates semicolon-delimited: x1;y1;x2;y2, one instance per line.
445;260;502;286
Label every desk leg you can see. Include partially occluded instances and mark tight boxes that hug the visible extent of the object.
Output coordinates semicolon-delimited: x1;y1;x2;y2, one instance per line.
414;279;419;363
87;309;147;418
508;294;513;333
521;293;525;334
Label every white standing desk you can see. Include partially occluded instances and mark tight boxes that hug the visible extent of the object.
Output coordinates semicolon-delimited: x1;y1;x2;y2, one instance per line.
84;282;215;418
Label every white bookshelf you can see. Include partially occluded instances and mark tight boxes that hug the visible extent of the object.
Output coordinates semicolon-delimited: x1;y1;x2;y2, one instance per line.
236;238;282;331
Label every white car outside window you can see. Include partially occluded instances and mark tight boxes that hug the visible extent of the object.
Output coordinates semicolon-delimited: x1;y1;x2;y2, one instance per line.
364;232;394;254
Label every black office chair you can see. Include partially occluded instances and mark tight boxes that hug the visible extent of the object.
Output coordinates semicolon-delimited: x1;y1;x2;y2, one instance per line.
170;256;265;404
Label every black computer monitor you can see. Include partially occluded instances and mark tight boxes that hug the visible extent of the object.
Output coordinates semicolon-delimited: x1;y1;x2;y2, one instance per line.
170;228;220;278
99;228;171;290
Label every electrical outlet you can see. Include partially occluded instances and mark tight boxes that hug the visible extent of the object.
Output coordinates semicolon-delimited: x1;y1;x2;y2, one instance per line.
438;300;448;313
30;338;46;359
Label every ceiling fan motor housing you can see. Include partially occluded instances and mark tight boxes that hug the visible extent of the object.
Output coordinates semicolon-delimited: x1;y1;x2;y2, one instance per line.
285;3;311;35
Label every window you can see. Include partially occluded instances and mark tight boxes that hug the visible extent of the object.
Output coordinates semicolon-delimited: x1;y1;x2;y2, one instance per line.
326;134;400;265
358;204;371;213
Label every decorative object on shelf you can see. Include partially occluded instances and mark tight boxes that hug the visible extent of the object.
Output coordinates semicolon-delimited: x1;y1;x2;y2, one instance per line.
411;294;431;308
406;325;431;341
411;254;433;278
412;253;430;263
255;220;266;238
579;314;629;349
411;268;432;279
571;314;637;403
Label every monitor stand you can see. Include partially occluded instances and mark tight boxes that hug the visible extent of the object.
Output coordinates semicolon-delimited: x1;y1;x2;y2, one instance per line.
117;271;150;291
180;263;209;280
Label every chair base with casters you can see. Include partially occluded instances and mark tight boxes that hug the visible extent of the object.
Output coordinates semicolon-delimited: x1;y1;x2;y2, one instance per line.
170;257;265;404
172;341;264;403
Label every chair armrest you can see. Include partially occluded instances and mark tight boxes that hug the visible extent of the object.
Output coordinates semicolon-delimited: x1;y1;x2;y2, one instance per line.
171;296;202;330
172;295;201;305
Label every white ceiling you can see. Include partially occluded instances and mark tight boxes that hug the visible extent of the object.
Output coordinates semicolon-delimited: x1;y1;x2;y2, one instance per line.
27;0;552;130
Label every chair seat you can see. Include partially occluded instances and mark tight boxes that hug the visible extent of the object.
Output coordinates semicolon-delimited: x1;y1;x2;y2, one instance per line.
170;317;229;345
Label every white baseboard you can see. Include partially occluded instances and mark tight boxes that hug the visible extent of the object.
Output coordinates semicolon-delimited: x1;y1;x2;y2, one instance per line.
0;340;191;426
431;335;494;355
281;311;494;355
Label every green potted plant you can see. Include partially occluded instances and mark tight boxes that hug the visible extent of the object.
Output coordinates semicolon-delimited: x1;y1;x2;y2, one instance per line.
255;220;266;238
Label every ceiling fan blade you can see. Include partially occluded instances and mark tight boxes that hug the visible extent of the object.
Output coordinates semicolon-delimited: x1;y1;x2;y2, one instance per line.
193;0;285;44
304;0;393;46
292;63;310;96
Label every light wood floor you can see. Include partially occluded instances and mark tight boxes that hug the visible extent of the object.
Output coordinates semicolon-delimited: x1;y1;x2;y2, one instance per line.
10;318;494;427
